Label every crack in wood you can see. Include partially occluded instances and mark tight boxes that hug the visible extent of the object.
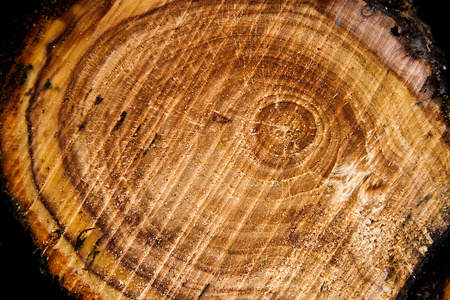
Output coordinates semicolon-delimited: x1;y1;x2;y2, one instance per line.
198;283;210;300
212;112;232;124
111;111;127;132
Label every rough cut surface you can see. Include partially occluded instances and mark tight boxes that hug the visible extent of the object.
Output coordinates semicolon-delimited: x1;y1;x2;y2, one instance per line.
1;0;449;299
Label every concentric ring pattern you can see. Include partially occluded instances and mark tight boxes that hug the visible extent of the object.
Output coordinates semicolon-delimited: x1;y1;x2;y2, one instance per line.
22;0;443;299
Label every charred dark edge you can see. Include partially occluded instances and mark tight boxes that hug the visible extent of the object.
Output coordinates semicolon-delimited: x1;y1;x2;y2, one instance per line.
0;0;81;196
0;0;123;299
0;0;79;110
362;0;449;123
0;1;82;300
361;2;450;298
397;226;450;300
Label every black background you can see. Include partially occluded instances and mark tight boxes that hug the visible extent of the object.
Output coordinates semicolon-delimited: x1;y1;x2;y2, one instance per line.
0;0;449;299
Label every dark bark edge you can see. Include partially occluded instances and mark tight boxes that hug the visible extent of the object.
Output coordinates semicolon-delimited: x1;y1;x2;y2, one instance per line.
363;0;449;122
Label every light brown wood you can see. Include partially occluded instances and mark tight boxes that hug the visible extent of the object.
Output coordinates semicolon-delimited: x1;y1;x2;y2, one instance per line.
1;0;449;299
445;281;450;300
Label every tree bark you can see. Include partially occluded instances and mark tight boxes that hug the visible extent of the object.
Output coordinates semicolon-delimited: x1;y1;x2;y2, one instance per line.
1;0;449;299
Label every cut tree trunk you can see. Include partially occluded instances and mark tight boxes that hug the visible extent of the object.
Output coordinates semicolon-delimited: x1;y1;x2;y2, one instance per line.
1;0;449;299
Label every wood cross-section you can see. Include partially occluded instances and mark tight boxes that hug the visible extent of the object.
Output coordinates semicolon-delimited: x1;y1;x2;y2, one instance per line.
1;0;449;299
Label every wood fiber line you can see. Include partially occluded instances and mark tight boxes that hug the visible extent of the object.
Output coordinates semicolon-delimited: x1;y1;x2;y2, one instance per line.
35;0;432;296
1;0;450;299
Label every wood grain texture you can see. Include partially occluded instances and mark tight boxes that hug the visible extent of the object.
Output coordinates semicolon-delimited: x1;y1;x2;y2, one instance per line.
1;0;449;299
